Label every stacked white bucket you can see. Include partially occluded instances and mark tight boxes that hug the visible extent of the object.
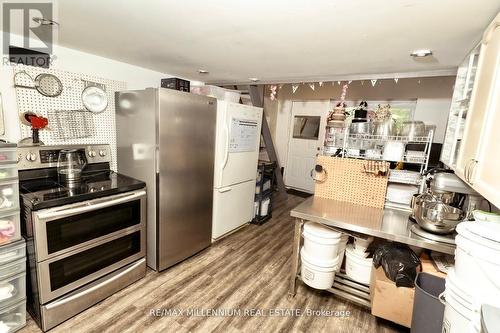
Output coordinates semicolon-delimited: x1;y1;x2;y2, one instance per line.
301;222;348;289
345;236;374;284
442;221;500;333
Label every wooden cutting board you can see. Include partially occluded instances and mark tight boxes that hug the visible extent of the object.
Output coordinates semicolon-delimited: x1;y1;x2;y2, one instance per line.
314;156;389;208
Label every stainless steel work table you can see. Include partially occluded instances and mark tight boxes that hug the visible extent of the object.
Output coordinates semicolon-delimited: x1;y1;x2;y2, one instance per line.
289;196;455;304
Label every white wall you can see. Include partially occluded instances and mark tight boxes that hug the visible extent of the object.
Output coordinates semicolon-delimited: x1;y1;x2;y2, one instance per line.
0;33;196;143
268;76;456;169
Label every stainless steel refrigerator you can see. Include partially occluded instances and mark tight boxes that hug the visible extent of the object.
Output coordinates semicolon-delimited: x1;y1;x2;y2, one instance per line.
115;88;216;271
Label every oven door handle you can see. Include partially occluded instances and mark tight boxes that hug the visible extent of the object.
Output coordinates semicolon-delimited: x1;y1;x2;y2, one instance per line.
36;190;146;220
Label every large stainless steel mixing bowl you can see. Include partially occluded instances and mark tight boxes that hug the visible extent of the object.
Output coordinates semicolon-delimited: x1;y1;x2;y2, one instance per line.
413;200;464;234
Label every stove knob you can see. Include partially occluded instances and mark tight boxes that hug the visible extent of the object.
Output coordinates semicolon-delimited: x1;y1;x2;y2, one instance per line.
26;152;37;161
99;150;106;157
88;150;97;158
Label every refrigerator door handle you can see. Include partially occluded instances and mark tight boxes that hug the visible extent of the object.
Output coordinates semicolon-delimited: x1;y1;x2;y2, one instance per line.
155;146;160;174
222;123;230;170
218;186;232;193
219;120;230;186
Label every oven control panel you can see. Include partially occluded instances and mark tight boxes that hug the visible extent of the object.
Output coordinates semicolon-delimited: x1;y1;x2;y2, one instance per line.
18;144;111;170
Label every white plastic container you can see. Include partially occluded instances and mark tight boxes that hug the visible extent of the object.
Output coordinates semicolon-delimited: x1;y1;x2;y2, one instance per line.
303;222;342;261
442;269;481;333
0;259;25;281
0;299;26;333
352;236;373;255
0;180;19;213
262;179;271;192
0;239;25;266
260;198;270;216
335;234;350;273
0;272;26;309
0;211;21;246
383;141;405;162
345;244;373;284
300;247;338;290
0;165;17;182
191;85;241;103
0;148;18;165
454;222;500;302
224;90;241;103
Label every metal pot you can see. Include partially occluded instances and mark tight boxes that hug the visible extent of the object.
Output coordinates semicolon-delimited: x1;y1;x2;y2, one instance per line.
413;199;464;234
400;121;425;139
371;119;396;137
349;121;370;134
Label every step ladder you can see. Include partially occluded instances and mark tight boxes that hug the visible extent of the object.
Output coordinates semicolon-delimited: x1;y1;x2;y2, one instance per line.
227;85;287;199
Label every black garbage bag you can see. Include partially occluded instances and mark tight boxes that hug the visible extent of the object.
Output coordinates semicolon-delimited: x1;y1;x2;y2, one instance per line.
372;243;421;287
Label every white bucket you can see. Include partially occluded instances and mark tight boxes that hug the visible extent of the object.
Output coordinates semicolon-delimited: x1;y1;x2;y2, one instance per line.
335;234;350;273
442;269;481;333
454;223;500;303
300;247;338;290
352;236;373;255
302;222;342;261
345;244;373;284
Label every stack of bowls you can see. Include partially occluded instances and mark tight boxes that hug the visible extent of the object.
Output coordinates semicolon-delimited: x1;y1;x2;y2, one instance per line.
441;222;500;333
300;222;348;289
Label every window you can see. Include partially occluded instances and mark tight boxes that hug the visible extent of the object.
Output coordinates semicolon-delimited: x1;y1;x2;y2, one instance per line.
292;116;320;140
330;100;417;131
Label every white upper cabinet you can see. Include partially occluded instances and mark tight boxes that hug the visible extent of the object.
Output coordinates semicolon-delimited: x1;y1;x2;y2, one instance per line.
454;12;500;208
441;45;480;168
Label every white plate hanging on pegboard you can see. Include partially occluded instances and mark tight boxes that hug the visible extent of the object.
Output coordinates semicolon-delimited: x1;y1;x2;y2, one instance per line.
82;86;108;113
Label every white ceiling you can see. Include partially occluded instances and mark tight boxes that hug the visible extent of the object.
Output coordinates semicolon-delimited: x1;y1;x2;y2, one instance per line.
57;0;500;84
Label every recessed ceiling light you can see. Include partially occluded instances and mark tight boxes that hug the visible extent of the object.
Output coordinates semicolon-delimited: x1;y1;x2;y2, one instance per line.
410;49;433;57
32;17;59;26
198;69;209;74
249;78;259;82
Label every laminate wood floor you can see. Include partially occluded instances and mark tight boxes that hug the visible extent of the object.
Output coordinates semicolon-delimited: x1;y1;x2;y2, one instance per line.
20;194;407;333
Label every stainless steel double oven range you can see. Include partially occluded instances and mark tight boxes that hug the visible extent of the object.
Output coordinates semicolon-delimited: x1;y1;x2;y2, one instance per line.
18;144;147;331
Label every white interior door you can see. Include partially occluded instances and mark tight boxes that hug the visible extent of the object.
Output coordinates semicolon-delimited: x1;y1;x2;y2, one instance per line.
285;101;329;193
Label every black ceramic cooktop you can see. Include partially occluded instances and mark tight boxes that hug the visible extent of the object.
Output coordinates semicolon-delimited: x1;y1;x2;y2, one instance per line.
19;169;146;210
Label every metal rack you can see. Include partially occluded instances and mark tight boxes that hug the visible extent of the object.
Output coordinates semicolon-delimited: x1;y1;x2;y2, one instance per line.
323;125;434;211
252;161;276;225
323;127;434;174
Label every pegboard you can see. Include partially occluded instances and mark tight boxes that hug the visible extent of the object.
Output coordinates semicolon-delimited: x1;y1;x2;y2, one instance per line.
314;156;389;208
13;65;126;171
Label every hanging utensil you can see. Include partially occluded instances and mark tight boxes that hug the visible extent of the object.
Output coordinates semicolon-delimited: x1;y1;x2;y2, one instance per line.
310;164;328;183
14;70;63;97
80;79;108;113
81;85;108;113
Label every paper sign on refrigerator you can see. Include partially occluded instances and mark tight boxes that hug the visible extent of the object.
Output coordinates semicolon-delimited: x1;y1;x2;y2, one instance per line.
228;118;259;153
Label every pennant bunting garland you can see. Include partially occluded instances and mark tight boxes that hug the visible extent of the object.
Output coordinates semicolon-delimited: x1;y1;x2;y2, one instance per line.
394;78;399;84
340;84;349;102
309;83;315;91
318;81;323;87
371;79;377;87
292;84;299;94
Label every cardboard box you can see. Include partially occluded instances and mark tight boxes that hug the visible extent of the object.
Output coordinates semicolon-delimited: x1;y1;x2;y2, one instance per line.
420;252;448;278
369;266;415;328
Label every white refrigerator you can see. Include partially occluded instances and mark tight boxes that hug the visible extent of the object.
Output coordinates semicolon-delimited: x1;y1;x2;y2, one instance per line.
212;101;263;241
